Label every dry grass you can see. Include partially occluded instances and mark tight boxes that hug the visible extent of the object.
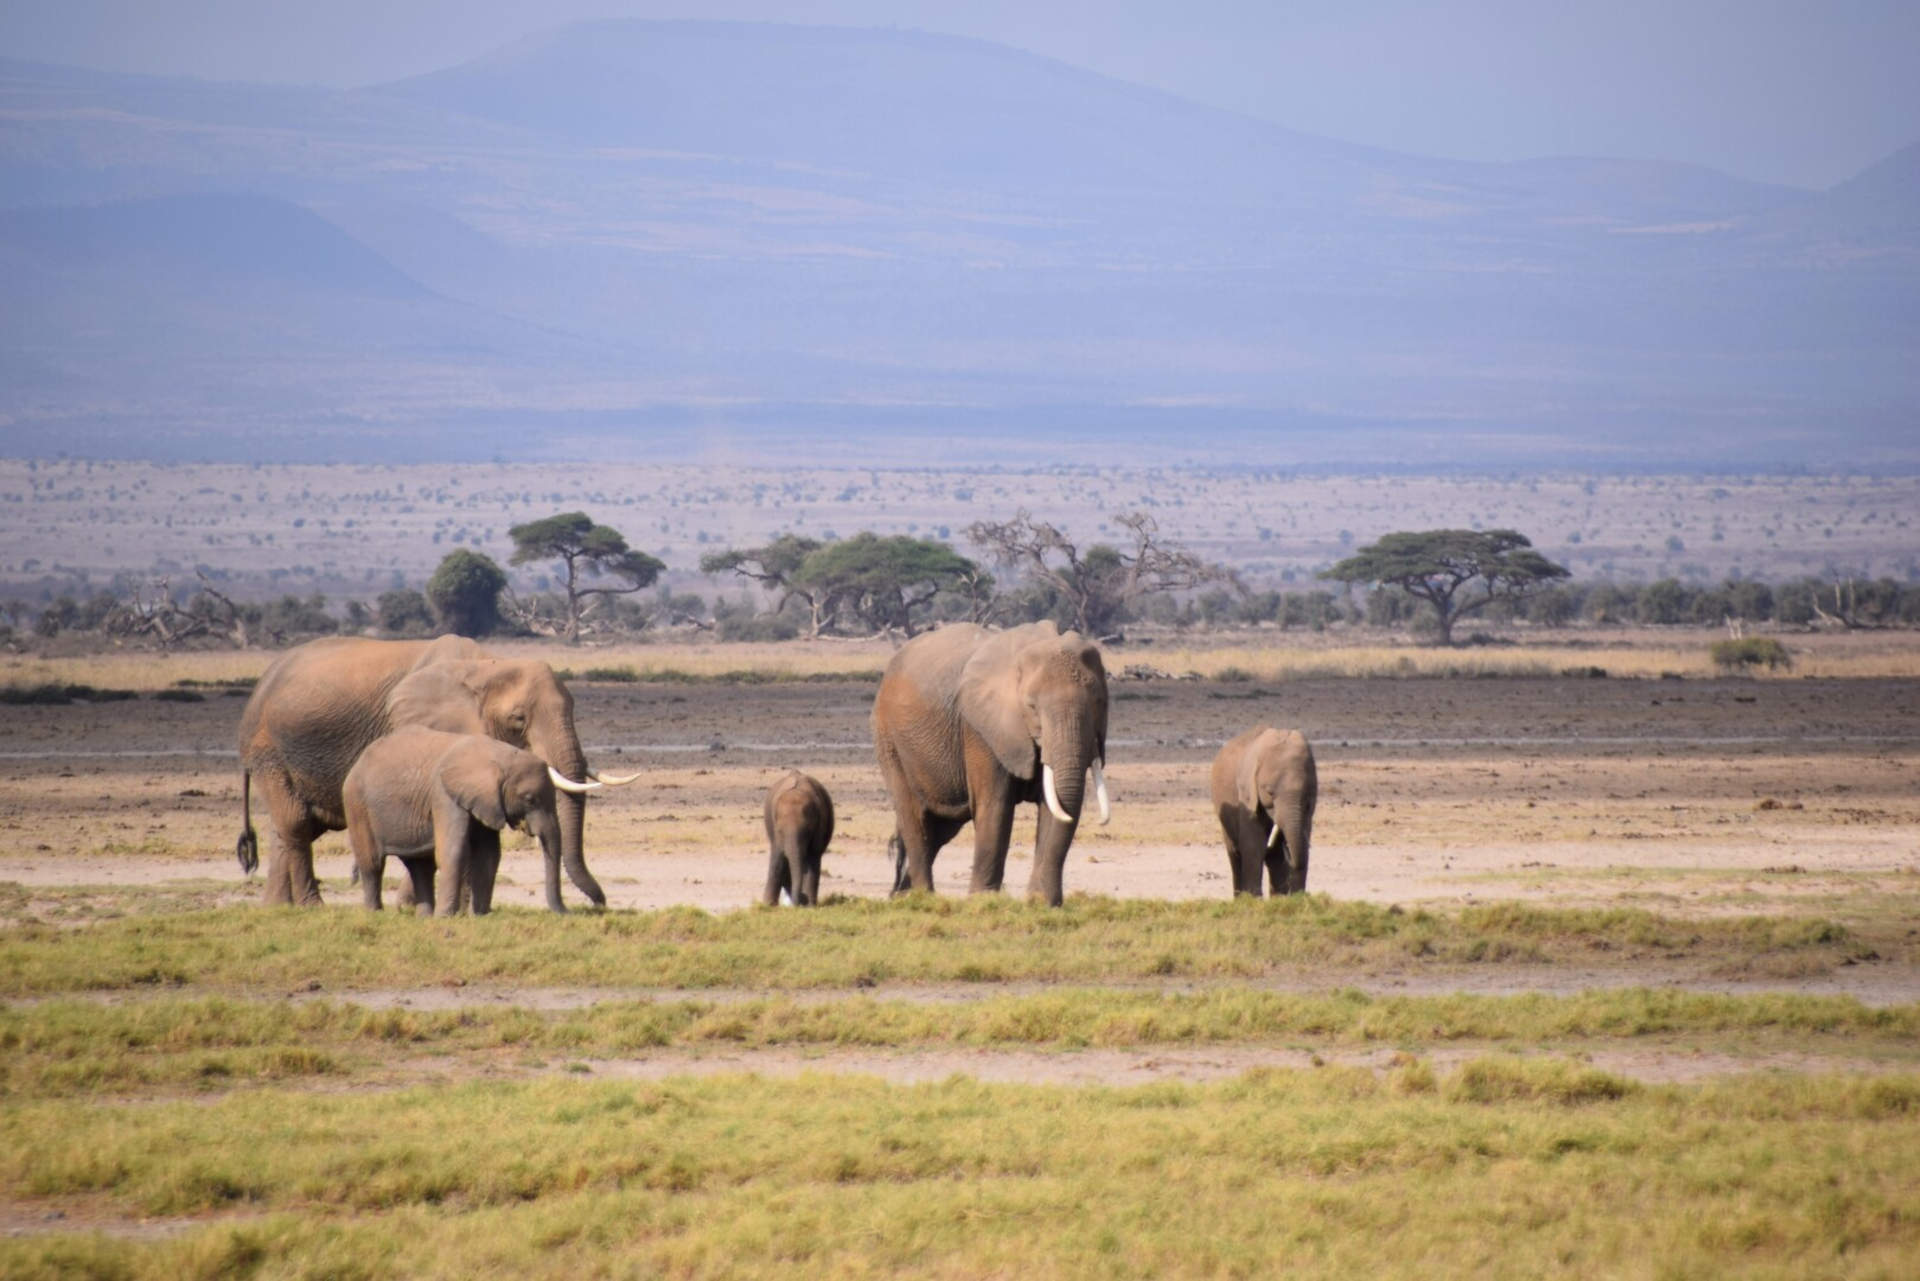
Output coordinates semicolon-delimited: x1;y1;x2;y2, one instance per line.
5;989;1917;1101
0;897;1892;998
8;626;1920;692
4;1067;1918;1278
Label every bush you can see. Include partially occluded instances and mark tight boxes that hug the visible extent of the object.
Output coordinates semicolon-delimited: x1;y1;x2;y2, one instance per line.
579;666;641;682
717;614;800;642
152;688;206;703
376;589;435;636
0;683;139;705
1710;637;1792;673
426;551;507;638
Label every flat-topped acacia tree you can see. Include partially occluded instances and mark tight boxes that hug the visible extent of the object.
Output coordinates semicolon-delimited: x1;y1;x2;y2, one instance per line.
1322;529;1570;645
509;512;665;643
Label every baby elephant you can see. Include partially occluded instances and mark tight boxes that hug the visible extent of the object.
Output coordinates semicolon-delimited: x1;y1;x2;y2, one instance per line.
1210;726;1317;897
763;770;834;906
344;725;598;915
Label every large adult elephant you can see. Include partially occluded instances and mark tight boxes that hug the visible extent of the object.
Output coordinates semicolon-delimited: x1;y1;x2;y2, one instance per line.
872;621;1111;907
234;635;630;910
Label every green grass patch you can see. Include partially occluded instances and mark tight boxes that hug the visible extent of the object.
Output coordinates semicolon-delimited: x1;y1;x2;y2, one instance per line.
3;1068;1917;1277
0;896;1888;997
3;990;1916;1101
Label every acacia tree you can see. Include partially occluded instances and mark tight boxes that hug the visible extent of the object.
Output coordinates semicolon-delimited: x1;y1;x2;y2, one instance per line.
1321;529;1569;645
967;510;1225;637
509;512;665;643
700;534;827;636
793;533;982;638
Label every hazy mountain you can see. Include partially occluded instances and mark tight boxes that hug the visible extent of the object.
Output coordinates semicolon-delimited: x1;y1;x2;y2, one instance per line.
0;23;1913;466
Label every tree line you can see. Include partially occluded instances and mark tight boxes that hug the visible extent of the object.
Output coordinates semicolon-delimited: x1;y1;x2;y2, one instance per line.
7;514;1917;649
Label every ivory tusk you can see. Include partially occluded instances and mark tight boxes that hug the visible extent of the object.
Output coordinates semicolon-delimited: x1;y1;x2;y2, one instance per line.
1041;764;1072;823
1267;815;1284;849
589;769;642;786
548;765;604;795
1091;758;1111;826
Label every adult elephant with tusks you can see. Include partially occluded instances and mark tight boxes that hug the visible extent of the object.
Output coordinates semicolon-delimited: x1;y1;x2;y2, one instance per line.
873;621;1110;906
234;635;638;910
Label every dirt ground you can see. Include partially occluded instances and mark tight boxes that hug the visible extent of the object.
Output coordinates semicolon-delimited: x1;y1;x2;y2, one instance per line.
4;673;1914;915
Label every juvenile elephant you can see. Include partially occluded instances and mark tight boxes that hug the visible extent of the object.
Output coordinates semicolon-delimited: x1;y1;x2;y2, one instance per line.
872;621;1110;907
762;770;834;906
1210;726;1317;896
343;726;599;915
234;636;635;910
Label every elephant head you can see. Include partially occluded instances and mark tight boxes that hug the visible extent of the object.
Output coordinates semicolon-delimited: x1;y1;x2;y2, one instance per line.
387;659;634;910
957;622;1110;900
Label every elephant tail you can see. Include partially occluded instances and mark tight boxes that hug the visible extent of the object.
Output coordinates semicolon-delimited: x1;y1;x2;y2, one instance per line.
234;770;259;876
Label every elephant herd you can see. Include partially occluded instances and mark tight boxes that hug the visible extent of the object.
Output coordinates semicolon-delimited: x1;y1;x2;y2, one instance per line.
232;624;1317;914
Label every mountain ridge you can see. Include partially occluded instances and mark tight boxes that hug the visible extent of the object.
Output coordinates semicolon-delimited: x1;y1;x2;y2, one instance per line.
0;21;1913;466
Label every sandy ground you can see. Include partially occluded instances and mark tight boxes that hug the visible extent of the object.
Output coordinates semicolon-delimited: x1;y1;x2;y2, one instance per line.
4;675;1914;911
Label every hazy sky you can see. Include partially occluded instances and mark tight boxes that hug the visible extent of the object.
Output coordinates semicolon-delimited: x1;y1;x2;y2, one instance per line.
3;0;1914;189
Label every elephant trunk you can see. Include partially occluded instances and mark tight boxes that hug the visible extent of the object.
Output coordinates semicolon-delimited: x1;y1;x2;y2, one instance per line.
1031;718;1092;906
533;706;606;909
530;808;567;913
1277;798;1312;895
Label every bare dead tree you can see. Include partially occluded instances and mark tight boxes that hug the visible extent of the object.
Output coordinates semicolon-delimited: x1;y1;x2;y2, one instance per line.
103;572;251;649
967;509;1229;638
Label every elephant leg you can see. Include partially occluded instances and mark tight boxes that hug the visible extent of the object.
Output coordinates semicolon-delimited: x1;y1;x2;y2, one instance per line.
1218;819;1244;897
763;842;791;906
403;858;435;917
260;770;325;907
467;827;501;915
1236;816;1267;898
968;787;1017;894
1264;838;1290;897
432;804;471;917
346;811;383;912
797;847;821;906
1026;804;1081;907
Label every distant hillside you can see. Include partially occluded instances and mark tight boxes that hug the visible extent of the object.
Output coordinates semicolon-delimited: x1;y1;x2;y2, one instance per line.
0;194;425;294
0;22;1914;466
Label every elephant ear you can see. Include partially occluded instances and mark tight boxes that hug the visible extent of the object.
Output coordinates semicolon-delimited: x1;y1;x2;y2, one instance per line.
956;628;1040;780
1235;729;1274;816
388;662;488;734
437;743;509;831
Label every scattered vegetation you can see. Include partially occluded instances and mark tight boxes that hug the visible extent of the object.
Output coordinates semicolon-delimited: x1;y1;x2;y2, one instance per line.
0;681;139;705
1712;636;1794;672
0;898;1886;998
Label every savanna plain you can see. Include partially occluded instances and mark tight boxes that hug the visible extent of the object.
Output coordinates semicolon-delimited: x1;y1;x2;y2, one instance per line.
3;624;1919;1278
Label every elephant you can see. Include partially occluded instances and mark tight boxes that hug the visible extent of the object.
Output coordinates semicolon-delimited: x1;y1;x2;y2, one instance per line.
1209;726;1317;896
872;621;1111;907
762;770;834;907
233;635;636;910
343;726;599;915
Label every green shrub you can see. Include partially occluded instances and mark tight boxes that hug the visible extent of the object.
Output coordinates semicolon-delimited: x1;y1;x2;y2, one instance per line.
153;689;206;703
0;683;139;705
1710;637;1791;673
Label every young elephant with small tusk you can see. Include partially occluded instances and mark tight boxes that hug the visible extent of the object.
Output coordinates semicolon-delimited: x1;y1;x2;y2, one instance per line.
343;725;614;915
1209;726;1317;896
762;770;835;906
